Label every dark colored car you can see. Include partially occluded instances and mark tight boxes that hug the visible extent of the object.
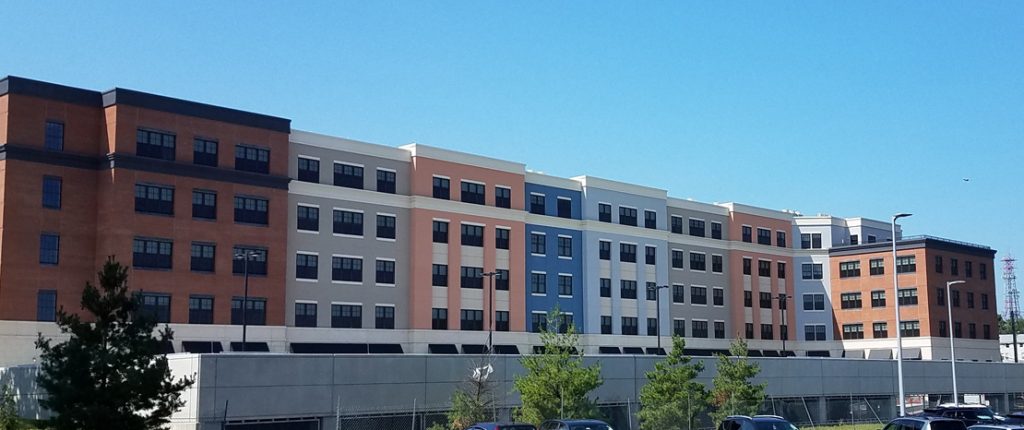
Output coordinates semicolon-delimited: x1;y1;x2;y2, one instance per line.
468;423;537;430
539;419;614;430
921;404;1004;427
884;416;968;430
1001;413;1024;426
968;424;1024;430
718;415;799;430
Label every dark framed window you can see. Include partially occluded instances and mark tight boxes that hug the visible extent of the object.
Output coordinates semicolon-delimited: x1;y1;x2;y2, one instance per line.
530;272;547;294
42;176;62;209
600;278;611;297
954;322;963;338
622;317;638;335
619;207;637;226
935;255;944;273
297;157;320;183
673;285;685;303
331;304;362;328
647;318;658;336
968;323;977;339
296;254;318;280
432;176;450;199
871;290;886;307
44;121;64;151
133;237;172;269
800;233;822;249
984;324;991;340
495;186;511;208
375;306;395;329
850;234;859;245
966;292;975;308
333;163;363;189
188;296;214;324
530;233;546;254
805;325;826;341
598;203;612;222
714;321;726;339
742;226;752;243
461;266;484;289
460;309;483;331
192;190;216;220
840;293;862;309
982;293;989;310
495;269;510;291
332;257;362;282
137;128;175;160
333;209;363;236
432;308;448;330
839;261;861;278
39;233;60;265
376;214;396;239
234;196;269;225
760;324;773;340
461;181;485;205
981;263;988;280
432;264;448;287
951;258;960;276
140;293;171;323
873;323;888;339
801;263;823;279
673;319;686;337
690;253;706;271
712;255;723;273
965;261;973;278
713;288;724;306
759;292;772;309
558;275;573;296
776;231;787;247
645;246;656;265
940;321;948;337
620;244;636;263
433;220;448;243
376;169;396;194
896;256;916;273
295;302;317;327
756;228;771;245
757;260;771;277
558;236;573;258
691;286;708;305
461;224;484;247
898;288;918;306
232;247;268;275
556;197;572;218
601;316;612;334
952;290;961;307
671;216;683;234
936;288;946;306
297;205;319;231
620;280;637;299
777;262;786;279
531;313;547;333
899;321;920;337
599;240;611;260
689;219;705;236
496;311;509;332
692;320;708;338
646;282;657;301
375;259;396;284
529;194;545;214
37;290;56;322
842;324;864;340
495;227;510;249
190;243;215;272
743;258;752;275
711;222;722;239
745;323;754;339
135;184;174;215
234;144;269;174
193;137;218;167
869;258;885;275
644;210;657;229
672;250;684;269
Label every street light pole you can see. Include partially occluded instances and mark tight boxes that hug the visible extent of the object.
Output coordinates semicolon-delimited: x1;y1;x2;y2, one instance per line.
892;213;912;416
776;293;790;355
648;285;670;354
946;280;965;406
482;271;497;354
235;250;254;352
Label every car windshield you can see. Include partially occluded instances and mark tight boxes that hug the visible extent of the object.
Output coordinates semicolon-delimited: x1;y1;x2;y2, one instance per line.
569;425;611;430
931;421;967;430
756;421;798;430
963;409;998;420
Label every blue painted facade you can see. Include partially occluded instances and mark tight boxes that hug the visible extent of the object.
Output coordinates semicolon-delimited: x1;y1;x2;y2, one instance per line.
524;182;585;331
524;182;584;219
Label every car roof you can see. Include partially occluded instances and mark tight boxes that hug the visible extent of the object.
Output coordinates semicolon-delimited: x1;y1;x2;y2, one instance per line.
471;423;536;429
938;404;993;409
898;416;963;422
545;419;609;424
968;426;1024;430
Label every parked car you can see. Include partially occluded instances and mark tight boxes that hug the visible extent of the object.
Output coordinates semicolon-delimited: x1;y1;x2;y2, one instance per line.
1001;413;1024;425
883;415;968;430
921;404;1004;427
968;424;1024;430
468;423;537;430
539;419;614;430
718;415;799;430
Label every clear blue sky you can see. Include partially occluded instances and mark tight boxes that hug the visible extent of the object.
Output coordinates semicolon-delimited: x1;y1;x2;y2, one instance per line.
2;2;1022;307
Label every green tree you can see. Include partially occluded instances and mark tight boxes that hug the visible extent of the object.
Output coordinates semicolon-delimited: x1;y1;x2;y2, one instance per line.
709;338;765;424
0;383;17;430
35;257;194;430
444;356;496;430
1000;313;1023;335
513;310;602;425
638;336;708;430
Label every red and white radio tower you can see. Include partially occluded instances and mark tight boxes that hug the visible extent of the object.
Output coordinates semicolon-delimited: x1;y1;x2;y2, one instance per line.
1005;256;1019;363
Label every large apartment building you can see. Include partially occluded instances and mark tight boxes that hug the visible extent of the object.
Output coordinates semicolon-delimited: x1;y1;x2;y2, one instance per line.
0;76;1000;365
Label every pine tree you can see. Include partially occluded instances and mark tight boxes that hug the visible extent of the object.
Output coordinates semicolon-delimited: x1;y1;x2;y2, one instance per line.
638;336;708;430
34;257;195;430
709;338;766;424
513;309;603;425
0;383;17;430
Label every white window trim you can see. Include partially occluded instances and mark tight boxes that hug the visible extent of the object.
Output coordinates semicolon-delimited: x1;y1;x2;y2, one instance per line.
296;250;319;256
461;221;486;227
297;154;320;161
432;217;451;223
376;167;397;173
295;299;318;304
376;212;397;218
432;174;451;180
297;203;320;209
461;178;486;186
334;161;365;168
331;301;362;306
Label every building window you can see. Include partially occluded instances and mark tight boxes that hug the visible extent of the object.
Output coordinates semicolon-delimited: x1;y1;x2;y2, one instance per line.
333;210;363;236
297;205;319;232
939;321;948;337
869;258;885;276
803;294;825;311
899;321;920;337
530;233;546;255
714;321;726;339
742;226;753;243
188;296;214;324
44;121;64;151
848;234;859;245
801;263;823;280
645;246;656;265
984;324;991;340
896;256;916;273
132;238;171;269
671;216;684;234
982;293;989;310
461;266;484;289
137;128;176;160
431;264;448;287
294;303;317;327
495;269;510;291
951;290;960;307
871;322;888;339
193;138;218;167
744;291;752;308
672;285;685;303
496;311;509;332
842;324;864;340
530;272;546;294
936;288;946;306
42;176;62;209
966;292;975;309
601;316;613;334
689;219;705;237
234;196;269;225
432;220;448;243
297;157;320;183
743;258;752;275
432;177;450;199
839;261;861;278
711;222;722;239
644;210;657;229
39;233;60;265
759;292;772;309
800;233;822;249
619;207;638;226
331;304;362;328
954;322;963;338
140;293;171;323
375;306;395;329
529;194;545;215
757;260;771;277
646;283;657;301
190;243;215;272
333;163;363;189
898;288;918;306
598;203;612;222
620;244;637;263
531;313;547;333
692;320;709;338
622;317;638;335
777;262;786;279
37;290;57;322
600;278;611;298
495;187;511;208
777;231;787;247
840;293;862;309
295;254;318;280
690;253;707;271
951;258;960;276
232;247;268;275
713;288;724;306
461;224;484;247
460;311;483;331
376;169;396;194
135;184;174;215
432;308;448;330
968;323;977;339
557;197;572;218
376;215;396;239
760;324;773;340
745;323;754;339
965;261;973;278
375;260;395;284
190;189;217;220
558;236;573;258
935;256;944;273
495;228;510;250
871;291;886;307
805;325;826;341
620;280;637;299
757;228;771;245
691;286;708;305
558;275;573;296
461;181;486;205
672;250;684;269
234;144;269;174
711;255;723;273
599;241;611;260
